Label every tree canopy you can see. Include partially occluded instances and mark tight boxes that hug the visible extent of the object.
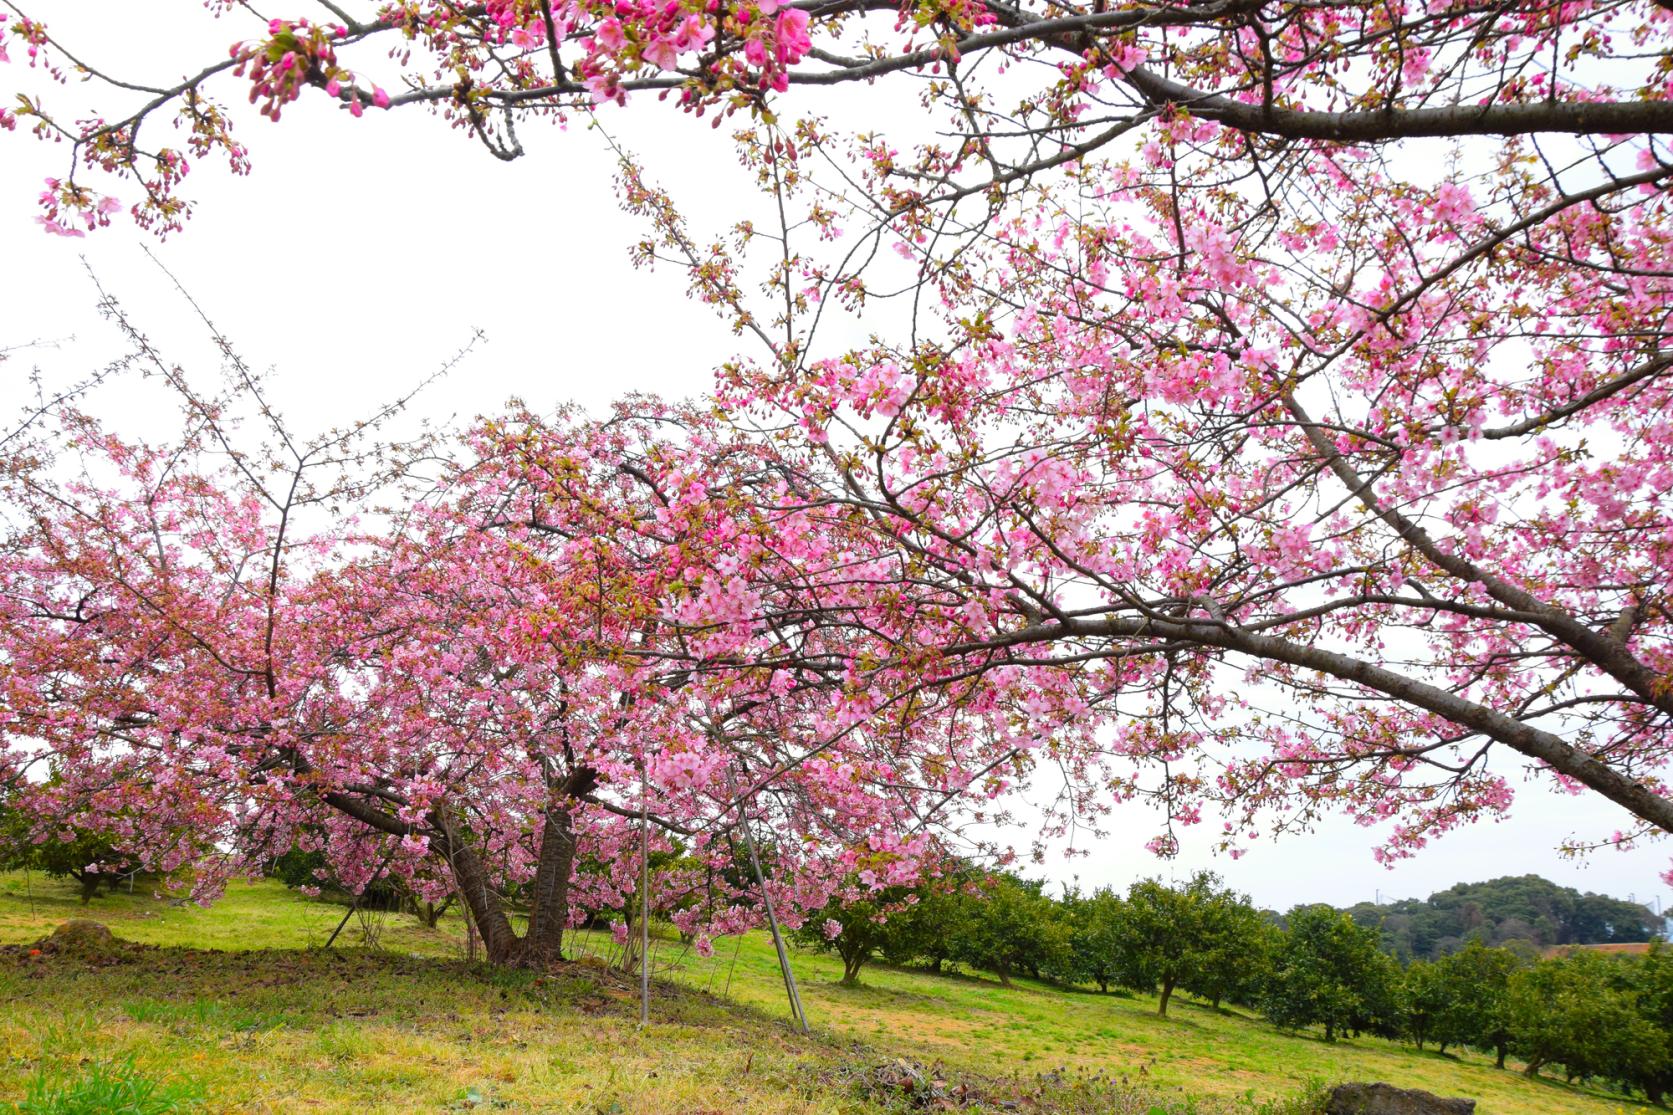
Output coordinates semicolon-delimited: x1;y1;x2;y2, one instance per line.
1263;904;1400;1041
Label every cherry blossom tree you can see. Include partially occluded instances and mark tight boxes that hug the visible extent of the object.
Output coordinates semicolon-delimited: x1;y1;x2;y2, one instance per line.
711;113;1673;861
708;48;1673;861
3;0;1672;874
0;311;975;966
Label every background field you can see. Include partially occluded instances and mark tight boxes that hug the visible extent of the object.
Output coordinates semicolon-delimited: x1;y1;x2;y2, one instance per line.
0;872;1655;1114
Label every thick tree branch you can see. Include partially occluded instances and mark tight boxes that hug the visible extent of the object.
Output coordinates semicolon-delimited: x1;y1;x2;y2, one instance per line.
1282;394;1673;722
1124;66;1673;140
969;614;1673;833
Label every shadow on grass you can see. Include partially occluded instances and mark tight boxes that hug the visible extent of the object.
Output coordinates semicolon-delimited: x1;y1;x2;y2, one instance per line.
0;938;815;1042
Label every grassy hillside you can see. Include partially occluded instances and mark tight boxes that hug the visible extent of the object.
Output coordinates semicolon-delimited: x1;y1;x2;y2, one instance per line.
0;871;1655;1114
660;935;1652;1115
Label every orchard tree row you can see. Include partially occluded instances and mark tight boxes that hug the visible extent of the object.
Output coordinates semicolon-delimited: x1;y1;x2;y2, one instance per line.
798;867;1380;1023
797;866;1266;1009
802;870;1673;1102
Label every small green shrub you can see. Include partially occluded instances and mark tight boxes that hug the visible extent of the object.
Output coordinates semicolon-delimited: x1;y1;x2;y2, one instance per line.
1250;1077;1330;1115
10;1056;201;1114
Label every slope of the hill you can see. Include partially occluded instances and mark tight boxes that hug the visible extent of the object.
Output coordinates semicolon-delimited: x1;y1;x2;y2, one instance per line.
0;873;1654;1114
659;927;1655;1114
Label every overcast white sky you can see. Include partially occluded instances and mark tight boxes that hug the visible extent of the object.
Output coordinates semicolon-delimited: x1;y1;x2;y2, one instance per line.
1;2;1668;915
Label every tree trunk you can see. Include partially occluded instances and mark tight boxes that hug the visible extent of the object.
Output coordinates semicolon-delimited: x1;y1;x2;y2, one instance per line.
322;770;594;970
996;964;1012;988
1324;1020;1335;1042
617;908;638;973
523;803;576;963
415;896;455;928
1158;977;1175;1017
435;813;523;966
1494;1042;1507;1070
841;953;864;986
1523;1055;1544;1077
76;871;100;904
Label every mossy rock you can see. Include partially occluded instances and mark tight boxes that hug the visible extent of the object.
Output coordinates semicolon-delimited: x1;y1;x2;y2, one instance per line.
35;919;130;963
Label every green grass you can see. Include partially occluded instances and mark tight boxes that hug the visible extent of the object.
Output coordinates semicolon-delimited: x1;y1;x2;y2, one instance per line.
11;1053;205;1115
0;871;458;957
0;871;1655;1114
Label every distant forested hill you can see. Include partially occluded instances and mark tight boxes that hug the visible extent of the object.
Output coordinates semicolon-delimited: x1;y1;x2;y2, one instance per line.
1340;875;1663;960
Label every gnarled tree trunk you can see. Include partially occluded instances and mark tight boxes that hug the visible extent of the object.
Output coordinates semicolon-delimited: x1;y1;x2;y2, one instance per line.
523;802;577;964
320;766;596;969
436;815;525;966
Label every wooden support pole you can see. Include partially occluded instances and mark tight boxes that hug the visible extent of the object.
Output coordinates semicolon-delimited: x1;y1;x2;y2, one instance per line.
639;761;651;1028
740;811;808;1033
325;840;399;950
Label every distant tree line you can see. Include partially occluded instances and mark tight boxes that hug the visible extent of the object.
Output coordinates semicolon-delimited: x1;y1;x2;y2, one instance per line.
1341;875;1661;960
797;869;1673;1105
